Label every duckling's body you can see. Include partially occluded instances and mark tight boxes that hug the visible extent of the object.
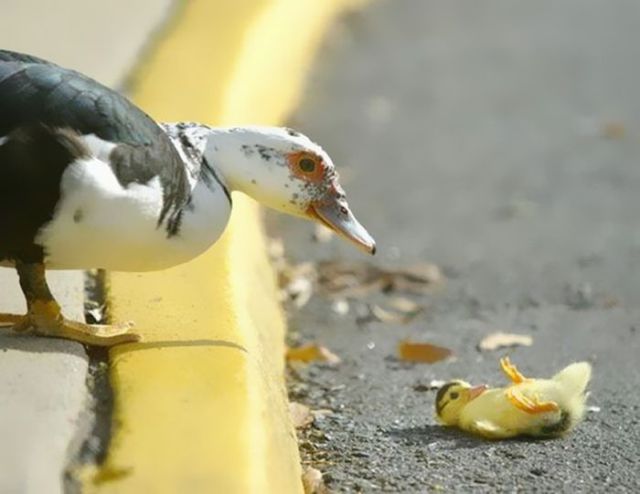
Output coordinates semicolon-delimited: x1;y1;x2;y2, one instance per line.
436;358;592;439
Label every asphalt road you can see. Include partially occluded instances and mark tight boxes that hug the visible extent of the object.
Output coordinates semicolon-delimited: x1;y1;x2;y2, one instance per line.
270;0;640;491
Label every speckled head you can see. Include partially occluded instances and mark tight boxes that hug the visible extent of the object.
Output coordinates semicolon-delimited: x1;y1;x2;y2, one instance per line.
206;126;376;254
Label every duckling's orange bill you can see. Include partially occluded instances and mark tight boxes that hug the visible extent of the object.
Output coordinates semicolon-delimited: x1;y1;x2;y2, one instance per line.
308;196;376;255
468;384;488;401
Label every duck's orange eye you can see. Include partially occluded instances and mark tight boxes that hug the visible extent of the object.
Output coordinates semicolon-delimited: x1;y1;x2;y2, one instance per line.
288;152;324;183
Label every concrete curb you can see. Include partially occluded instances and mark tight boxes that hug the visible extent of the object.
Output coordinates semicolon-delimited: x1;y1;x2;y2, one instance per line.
79;1;364;492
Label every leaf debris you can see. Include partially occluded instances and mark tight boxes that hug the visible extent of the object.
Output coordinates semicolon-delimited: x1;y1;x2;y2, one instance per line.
478;332;533;351
286;344;341;365
602;121;625;139
302;467;329;494
398;340;452;363
290;402;315;429
271;236;443;320
317;261;443;298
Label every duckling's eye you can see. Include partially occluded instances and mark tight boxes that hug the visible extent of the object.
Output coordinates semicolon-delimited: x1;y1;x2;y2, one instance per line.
450;392;459;400
299;158;316;173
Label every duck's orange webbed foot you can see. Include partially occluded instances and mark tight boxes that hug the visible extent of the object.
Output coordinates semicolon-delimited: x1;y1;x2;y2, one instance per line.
506;388;559;414
1;261;140;346
500;356;531;384
1;301;139;347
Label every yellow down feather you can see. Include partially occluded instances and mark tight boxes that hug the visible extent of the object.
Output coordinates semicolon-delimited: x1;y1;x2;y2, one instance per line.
435;358;592;439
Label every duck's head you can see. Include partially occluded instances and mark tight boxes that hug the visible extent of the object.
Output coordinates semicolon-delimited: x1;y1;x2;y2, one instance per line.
206;126;376;254
435;380;488;425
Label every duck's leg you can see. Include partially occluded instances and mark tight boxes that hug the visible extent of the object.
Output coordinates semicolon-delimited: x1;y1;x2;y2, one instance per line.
500;356;529;384
506;388;559;414
0;261;139;346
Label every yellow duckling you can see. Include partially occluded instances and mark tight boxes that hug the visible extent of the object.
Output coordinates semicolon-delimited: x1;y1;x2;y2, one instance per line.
435;357;592;439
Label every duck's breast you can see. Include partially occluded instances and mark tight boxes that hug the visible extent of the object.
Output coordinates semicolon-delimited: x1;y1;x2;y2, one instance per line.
37;156;231;271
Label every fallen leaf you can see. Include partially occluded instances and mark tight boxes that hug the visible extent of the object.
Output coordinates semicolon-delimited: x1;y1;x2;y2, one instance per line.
311;409;334;419
391;263;444;291
290;402;314;429
286;344;341;365
602;121;625;139
317;261;443;298
388;296;422;313
602;296;620;309
302;467;329;494
371;305;405;323
398;341;452;363
478;332;533;351
370;304;414;324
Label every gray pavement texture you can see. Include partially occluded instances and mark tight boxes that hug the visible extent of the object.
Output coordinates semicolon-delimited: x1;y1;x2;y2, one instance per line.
0;2;172;492
0;272;87;494
272;0;640;492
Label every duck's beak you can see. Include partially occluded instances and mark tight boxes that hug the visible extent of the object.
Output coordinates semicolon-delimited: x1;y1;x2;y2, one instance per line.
308;192;376;255
468;385;488;401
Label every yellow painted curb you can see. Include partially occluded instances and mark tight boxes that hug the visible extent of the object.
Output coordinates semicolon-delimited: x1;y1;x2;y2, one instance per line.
79;1;365;493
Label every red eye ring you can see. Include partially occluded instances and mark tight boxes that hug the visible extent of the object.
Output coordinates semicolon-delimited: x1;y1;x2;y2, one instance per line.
288;152;324;183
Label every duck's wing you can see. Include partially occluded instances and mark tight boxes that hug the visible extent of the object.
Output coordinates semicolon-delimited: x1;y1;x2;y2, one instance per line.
0;49;160;146
0;50;189;221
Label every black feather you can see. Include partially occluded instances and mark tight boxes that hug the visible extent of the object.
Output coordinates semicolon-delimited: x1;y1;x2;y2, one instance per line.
0;50;190;240
0;125;88;263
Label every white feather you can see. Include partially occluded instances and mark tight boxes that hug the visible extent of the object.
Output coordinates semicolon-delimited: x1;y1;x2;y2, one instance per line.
36;135;231;271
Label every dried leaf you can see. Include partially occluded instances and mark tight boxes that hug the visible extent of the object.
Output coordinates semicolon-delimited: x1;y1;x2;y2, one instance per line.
290;402;314;429
478;332;533;351
602;121;625;139
398;341;452;363
361;297;424;325
388;297;422;313
302;467;329;494
395;263;443;286
317;261;443;298
371;305;404;323
311;409;334;419
370;305;410;324
286;344;341;365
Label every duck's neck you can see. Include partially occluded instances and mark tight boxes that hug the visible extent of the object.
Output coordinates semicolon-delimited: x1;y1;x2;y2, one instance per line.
201;127;272;197
163;122;291;210
163;124;261;195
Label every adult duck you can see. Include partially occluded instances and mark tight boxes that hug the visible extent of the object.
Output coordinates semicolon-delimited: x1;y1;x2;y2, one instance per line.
0;50;375;346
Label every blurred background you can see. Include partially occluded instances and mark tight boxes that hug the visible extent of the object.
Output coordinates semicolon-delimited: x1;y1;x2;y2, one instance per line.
271;1;640;492
0;0;174;87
